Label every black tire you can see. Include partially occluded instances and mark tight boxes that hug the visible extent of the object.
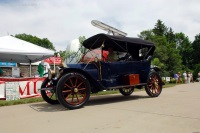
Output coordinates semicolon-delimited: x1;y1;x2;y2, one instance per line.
145;71;162;97
119;87;134;96
56;73;91;110
41;78;59;104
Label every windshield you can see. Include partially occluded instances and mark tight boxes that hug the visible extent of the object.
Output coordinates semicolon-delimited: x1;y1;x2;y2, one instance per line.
65;48;108;64
81;48;108;63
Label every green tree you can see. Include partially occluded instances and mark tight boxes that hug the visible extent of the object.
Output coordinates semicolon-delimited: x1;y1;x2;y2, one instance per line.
153;36;182;75
152;19;168;36
192;33;200;65
175;33;193;69
151;58;164;68
53;50;67;63
79;36;87;54
138;19;183;76
152;36;168;67
57;50;66;59
15;33;55;51
165;27;175;44
193;64;200;80
138;30;154;41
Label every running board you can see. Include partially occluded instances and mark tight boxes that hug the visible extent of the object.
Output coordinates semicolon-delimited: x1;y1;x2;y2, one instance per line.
107;83;147;90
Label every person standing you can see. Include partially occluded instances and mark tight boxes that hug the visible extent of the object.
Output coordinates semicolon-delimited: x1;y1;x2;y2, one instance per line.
43;62;50;77
198;71;200;82
174;73;179;84
183;71;187;83
187;72;191;83
37;62;44;77
178;72;181;83
190;72;194;83
198;71;200;77
106;47;118;62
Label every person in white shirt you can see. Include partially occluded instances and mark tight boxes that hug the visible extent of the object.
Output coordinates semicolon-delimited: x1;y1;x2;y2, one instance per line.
197;72;200;82
187;72;191;83
183;71;187;83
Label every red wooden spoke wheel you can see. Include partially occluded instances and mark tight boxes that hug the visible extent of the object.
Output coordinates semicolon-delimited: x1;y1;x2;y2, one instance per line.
145;71;162;97
56;73;90;109
119;87;134;96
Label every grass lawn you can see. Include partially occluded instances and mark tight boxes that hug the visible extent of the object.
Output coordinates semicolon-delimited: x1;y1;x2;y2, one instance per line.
0;83;176;107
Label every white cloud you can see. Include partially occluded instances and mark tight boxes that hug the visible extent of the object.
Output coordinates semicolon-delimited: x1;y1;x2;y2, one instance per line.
0;0;200;51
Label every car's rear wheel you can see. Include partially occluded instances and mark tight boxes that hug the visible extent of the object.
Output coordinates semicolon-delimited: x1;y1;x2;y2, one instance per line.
145;71;162;97
56;73;91;110
41;78;59;104
119;87;134;96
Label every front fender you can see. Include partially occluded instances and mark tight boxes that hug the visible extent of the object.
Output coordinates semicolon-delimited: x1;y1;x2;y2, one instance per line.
61;68;106;93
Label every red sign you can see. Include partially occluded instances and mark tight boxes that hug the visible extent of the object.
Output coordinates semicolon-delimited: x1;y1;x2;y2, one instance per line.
0;77;45;100
44;57;62;65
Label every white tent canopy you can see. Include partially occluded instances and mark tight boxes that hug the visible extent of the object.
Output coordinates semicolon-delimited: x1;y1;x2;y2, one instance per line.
0;35;55;63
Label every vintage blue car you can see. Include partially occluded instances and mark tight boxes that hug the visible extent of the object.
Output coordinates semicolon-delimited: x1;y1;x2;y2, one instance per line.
40;33;163;110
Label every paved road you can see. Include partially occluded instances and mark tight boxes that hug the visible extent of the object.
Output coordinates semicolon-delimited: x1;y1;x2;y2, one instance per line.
0;83;200;133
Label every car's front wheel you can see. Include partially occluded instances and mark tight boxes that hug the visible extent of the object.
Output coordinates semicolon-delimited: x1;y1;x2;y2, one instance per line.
41;78;59;104
145;71;162;97
119;87;134;96
56;73;91;110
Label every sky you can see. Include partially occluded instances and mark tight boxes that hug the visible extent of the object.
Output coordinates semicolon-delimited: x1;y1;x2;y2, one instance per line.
0;0;200;51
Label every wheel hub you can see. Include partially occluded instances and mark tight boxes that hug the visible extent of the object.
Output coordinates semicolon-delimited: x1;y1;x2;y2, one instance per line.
153;82;158;88
74;88;78;93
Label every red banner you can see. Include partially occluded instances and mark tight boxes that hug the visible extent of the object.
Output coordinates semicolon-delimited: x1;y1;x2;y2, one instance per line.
44;57;62;65
0;77;45;100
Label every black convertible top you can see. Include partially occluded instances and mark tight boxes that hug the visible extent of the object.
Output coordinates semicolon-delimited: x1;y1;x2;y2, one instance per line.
83;33;155;57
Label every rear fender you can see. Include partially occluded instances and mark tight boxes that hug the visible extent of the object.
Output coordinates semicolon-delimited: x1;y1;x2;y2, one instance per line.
150;67;165;85
151;67;161;73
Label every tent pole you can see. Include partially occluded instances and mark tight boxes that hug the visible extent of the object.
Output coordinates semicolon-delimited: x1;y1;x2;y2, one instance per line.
30;61;32;77
54;56;55;71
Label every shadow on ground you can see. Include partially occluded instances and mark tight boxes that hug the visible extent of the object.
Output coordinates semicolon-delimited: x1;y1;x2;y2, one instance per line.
29;94;150;112
29;103;66;112
86;94;149;106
